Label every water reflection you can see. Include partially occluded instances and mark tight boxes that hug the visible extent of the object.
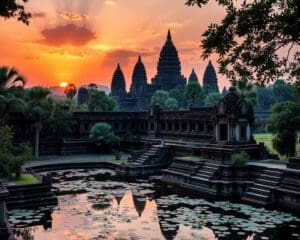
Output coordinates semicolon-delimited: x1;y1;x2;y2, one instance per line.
8;169;300;240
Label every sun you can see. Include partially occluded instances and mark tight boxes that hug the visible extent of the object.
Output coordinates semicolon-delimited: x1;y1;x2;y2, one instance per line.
60;82;68;88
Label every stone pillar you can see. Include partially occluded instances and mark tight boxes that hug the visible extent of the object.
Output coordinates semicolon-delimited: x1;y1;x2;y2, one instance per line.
195;121;199;133
187;121;191;132
215;123;219;141
246;124;251;141
204;122;208;133
172;120;175;132
235;123;240;142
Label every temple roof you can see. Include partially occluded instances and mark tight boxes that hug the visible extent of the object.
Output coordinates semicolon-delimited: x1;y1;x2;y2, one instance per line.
157;30;181;74
130;56;147;96
188;68;199;84
111;63;126;97
203;60;219;92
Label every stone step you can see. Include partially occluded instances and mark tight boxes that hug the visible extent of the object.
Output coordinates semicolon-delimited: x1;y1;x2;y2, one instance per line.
256;178;278;186
252;183;276;191
191;176;210;183
248;187;271;196
263;169;283;176
242;196;270;206
244;191;269;201
259;174;282;181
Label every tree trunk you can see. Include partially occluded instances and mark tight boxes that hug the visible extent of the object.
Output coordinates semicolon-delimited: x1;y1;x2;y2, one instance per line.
35;126;40;159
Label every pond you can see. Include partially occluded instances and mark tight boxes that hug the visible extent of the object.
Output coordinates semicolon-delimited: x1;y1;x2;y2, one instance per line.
8;169;300;240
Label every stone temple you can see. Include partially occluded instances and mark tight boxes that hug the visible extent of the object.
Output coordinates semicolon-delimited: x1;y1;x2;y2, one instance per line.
109;30;219;111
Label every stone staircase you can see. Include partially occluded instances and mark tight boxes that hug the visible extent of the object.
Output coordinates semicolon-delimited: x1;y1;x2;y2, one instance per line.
242;169;283;206
164;157;201;177
134;145;160;165
5;184;57;209
191;161;220;183
180;160;220;195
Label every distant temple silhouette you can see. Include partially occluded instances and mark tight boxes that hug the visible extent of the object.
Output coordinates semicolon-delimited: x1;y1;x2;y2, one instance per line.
108;30;219;111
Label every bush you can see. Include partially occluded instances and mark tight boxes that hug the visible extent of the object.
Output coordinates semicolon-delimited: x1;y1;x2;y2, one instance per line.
0;126;32;178
112;150;122;160
231;151;249;167
89;123;120;151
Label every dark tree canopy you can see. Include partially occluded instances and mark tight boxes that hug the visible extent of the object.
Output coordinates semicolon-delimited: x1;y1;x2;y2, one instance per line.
0;0;31;24
186;0;300;85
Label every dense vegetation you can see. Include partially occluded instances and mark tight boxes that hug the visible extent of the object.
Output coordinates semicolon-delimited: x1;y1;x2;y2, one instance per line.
0;126;32;178
186;0;299;85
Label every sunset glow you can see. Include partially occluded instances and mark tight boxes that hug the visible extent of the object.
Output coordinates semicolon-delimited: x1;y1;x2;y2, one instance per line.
60;82;68;88
0;0;229;89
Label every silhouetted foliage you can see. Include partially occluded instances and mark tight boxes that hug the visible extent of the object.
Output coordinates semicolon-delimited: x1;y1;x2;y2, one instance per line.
0;126;32;178
64;83;77;100
88;90;118;112
232;79;257;106
89;123;120;151
0;0;31;24
204;92;222;107
267;101;299;157
184;82;204;107
185;0;299;84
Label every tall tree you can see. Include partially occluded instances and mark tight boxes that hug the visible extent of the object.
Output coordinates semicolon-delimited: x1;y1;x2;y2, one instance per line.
184;82;204;107
151;90;170;108
26;87;54;159
185;0;299;84
0;0;31;24
204;92;222;107
88;90;118;112
64;83;77;100
232;79;257;106
267;101;299;157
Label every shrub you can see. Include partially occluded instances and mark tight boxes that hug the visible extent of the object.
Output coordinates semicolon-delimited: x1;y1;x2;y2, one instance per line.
0;126;32;178
231;151;249;167
89;123;120;150
112;150;122;160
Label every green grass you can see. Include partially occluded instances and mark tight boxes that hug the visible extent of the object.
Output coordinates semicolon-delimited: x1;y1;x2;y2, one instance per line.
254;133;300;160
11;174;39;185
178;156;201;161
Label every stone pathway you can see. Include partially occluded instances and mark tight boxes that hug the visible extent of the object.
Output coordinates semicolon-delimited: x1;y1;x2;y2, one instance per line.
24;153;130;168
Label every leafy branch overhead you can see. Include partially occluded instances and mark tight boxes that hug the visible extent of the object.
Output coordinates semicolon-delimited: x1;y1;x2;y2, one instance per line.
186;0;300;84
0;0;31;24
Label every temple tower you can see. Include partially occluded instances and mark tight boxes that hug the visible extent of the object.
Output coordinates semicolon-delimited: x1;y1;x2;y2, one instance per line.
188;68;199;84
152;30;186;91
203;60;219;92
111;63;127;97
130;56;148;97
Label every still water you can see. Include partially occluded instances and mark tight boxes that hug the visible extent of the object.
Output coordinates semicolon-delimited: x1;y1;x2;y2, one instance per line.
8;169;300;240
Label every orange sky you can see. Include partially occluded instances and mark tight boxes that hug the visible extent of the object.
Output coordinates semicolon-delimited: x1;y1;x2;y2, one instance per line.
0;0;230;90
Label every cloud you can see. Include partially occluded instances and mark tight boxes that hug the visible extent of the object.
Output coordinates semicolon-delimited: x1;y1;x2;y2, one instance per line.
102;49;155;67
104;0;116;6
60;12;88;21
31;12;47;18
38;24;96;47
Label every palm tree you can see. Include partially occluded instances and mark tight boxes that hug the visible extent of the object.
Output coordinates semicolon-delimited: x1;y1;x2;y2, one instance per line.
0;66;27;122
232;79;257;106
26;87;54;159
0;66;26;88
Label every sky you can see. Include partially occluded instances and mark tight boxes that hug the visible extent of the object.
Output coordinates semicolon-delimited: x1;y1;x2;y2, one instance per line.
0;0;230;90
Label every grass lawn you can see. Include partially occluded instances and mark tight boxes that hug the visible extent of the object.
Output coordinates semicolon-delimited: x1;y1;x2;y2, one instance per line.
254;133;300;160
11;174;39;185
178;156;201;161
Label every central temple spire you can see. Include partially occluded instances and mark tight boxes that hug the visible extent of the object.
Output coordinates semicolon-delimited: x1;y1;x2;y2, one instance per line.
167;29;172;41
151;30;186;91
